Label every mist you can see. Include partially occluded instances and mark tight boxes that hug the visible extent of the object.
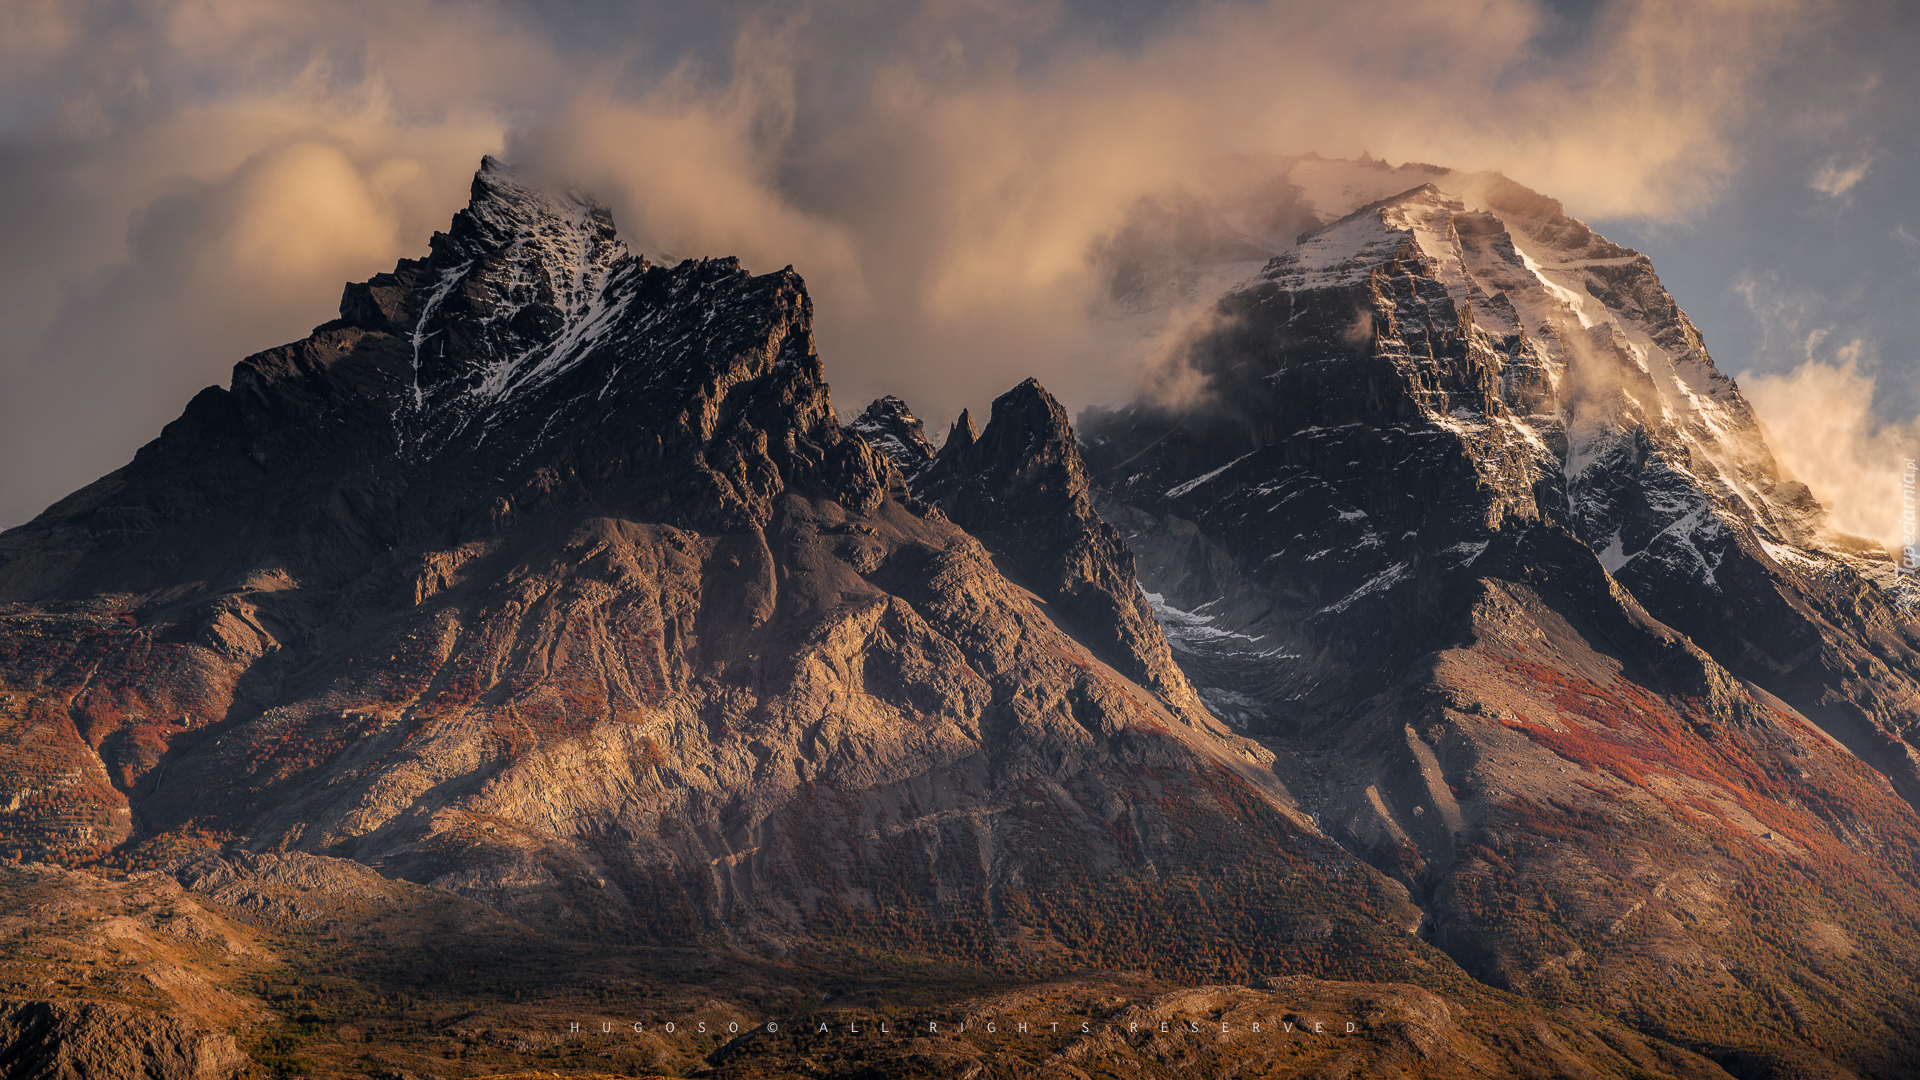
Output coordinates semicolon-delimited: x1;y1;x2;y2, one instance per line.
0;0;1867;530
1745;351;1920;551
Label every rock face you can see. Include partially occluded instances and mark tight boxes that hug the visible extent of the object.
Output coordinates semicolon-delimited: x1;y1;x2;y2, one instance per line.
1077;156;1920;1069
0;1000;246;1080
1086;165;1920;787
914;379;1208;723
850;394;936;481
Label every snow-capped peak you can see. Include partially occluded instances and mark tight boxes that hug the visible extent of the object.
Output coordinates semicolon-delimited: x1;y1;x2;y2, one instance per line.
1258;184;1457;291
853;395;937;482
435;156;632;331
1216;157;1832;594
393;158;648;449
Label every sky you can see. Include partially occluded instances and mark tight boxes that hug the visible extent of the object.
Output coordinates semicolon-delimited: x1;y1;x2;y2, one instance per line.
1;0;1916;542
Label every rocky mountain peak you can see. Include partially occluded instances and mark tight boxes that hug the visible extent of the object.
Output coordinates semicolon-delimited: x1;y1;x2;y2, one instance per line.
3;158;885;601
341;158;647;445
340;157;630;345
917;379;1206;720
1256;182;1446;291
1085;153;1920;808
945;407;979;454
851;394;936;482
437;155;628;275
0;159;1264;970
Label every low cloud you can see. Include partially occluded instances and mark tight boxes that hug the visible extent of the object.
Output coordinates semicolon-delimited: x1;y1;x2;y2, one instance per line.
511;0;1822;430
1744;351;1920;549
1735;274;1920;550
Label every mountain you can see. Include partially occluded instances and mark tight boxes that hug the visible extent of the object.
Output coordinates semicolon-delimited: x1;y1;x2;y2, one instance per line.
849;395;935;482
0;156;1325;926
2;154;1919;1078
1074;156;1920;1074
0;158;1445;1076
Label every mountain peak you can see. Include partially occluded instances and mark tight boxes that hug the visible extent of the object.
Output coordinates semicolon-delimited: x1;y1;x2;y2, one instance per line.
945;408;979;454
919;378;1208;720
329;158;657;456
853;394;936;482
1086;151;1920;806
337;157;631;351
437;156;626;271
7;156;874;600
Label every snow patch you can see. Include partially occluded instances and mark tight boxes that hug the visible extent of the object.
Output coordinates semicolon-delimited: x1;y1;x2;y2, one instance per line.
1167;451;1256;498
1596;533;1632;573
408;261;473;409
1319;561;1411;614
1144;591;1277;655
1446;541;1490;566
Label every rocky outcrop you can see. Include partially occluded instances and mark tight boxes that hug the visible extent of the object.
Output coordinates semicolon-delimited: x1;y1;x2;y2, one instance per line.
851;394;936;483
0;1000;245;1080
917;379;1207;721
0;862;260;1080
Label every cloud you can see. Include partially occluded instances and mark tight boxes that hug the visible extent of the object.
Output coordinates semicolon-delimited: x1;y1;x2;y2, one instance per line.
1744;352;1920;549
504;16;871;314
1733;270;1920;549
0;0;1828;526
512;0;1821;422
0;0;528;526
1811;153;1876;196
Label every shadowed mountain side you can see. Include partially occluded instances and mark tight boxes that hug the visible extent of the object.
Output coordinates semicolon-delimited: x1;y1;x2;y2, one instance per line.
914;379;1209;726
